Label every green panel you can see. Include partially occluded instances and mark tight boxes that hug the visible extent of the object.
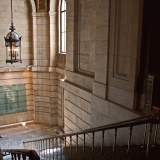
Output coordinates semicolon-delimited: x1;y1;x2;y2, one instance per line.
0;93;5;99
0;98;5;104
0;84;27;116
18;96;26;102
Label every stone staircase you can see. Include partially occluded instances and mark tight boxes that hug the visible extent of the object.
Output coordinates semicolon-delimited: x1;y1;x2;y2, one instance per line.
2;144;160;160
38;144;160;160
23;111;160;160
1;110;160;159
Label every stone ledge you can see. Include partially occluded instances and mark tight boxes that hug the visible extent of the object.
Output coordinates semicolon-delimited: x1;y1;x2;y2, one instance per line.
0;120;34;129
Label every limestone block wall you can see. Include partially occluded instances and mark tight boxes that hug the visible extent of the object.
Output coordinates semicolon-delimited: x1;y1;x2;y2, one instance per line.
0;71;34;126
34;72;50;124
61;80;92;132
0;0;33;66
34;68;65;127
78;0;96;74
56;68;65;127
91;95;144;146
32;12;50;67
61;0;149;147
34;72;57;125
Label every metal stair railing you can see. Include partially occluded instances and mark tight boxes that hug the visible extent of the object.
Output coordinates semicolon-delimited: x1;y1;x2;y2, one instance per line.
23;110;160;160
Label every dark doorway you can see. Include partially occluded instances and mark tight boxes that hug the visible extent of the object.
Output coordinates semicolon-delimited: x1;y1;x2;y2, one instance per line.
138;0;160;109
147;0;160;74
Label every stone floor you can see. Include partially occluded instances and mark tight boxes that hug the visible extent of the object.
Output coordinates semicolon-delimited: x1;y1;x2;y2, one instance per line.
0;123;60;149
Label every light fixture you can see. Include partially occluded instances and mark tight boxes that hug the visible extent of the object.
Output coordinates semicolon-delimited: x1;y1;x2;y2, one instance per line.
21;122;26;126
4;0;22;64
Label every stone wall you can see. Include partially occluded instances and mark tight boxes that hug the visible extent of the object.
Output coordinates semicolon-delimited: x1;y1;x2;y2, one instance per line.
0;0;34;126
33;68;65;126
62;0;147;146
0;0;64;127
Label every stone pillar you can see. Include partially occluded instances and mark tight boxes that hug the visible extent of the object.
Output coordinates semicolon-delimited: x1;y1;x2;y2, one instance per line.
93;0;110;99
32;14;38;66
66;0;78;71
49;11;58;67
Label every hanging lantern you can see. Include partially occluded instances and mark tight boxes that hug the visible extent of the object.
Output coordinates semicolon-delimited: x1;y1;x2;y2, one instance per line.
4;0;22;64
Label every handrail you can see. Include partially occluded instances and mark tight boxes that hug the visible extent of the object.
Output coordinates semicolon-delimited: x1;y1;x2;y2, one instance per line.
24;115;153;143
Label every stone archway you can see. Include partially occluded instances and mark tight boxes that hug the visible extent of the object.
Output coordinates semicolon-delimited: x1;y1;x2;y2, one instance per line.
28;0;36;13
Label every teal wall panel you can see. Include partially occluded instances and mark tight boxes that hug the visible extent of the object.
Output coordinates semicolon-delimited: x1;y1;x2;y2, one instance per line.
0;84;27;115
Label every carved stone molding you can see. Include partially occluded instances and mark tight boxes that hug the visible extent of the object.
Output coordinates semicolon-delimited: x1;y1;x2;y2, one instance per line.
113;0;132;80
36;0;47;12
108;0;142;108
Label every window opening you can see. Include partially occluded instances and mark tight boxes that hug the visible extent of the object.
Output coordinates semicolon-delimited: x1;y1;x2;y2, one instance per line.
60;0;66;53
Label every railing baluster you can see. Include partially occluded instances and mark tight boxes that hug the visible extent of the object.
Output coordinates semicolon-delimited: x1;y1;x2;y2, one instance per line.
38;141;39;153
92;132;95;160
52;138;55;159
153;123;158;147
56;138;58;160
146;123;153;160
113;128;117;158
70;136;72;159
46;139;48;159
142;118;148;148
11;153;14;160
64;137;67;156
18;154;20;160
14;153;17;160
43;140;46;159
22;155;26;160
38;141;39;157
101;130;105;154
83;134;86;159
127;126;133;158
41;140;42;158
76;135;79;160
60;138;62;160
101;130;105;156
49;138;51;158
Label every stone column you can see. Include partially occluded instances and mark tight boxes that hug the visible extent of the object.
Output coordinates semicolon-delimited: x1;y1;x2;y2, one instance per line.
66;0;79;71
32;13;38;66
49;11;58;67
